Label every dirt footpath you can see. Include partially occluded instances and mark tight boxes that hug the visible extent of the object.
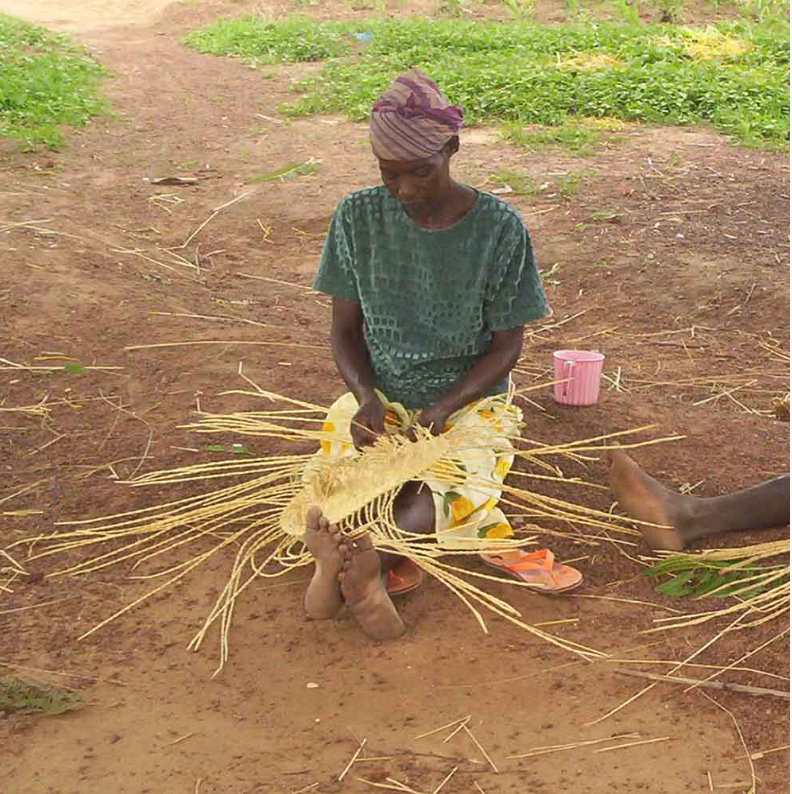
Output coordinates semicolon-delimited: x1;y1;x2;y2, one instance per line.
1;2;789;793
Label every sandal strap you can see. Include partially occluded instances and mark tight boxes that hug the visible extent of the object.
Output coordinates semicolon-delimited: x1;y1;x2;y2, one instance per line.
487;549;555;573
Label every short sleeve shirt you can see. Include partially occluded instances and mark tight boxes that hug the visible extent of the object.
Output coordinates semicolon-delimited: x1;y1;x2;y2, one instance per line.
313;186;550;409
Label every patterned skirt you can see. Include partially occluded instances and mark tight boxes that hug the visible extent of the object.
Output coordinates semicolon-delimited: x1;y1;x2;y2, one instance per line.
312;391;522;549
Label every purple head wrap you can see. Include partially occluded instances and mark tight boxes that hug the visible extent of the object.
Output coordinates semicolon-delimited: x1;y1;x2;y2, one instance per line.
369;68;464;162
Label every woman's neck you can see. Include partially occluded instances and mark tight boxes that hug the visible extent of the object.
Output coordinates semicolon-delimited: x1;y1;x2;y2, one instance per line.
405;182;476;229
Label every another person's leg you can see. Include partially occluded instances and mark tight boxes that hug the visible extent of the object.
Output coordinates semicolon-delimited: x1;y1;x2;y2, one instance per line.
606;449;790;551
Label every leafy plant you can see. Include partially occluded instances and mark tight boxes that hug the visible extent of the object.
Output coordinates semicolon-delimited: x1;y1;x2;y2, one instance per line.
645;555;789;599
504;120;612;155
437;0;470;16
503;0;535;18
738;0;790;20
656;0;686;22
0;14;107;150
0;677;83;716
490;167;540;195
615;0;643;24
590;209;621;221
183;15;350;64
557;168;597;198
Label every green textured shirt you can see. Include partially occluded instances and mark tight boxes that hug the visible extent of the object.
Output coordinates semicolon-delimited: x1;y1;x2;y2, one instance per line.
313;186;549;409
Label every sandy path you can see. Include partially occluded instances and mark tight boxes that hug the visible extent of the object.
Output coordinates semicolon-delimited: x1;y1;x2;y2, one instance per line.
0;0;177;31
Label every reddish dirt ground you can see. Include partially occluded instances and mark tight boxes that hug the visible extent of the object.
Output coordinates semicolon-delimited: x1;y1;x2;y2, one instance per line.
0;2;789;793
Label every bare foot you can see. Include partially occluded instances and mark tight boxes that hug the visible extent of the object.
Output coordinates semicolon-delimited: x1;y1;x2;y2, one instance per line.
606;449;693;551
339;534;405;641
303;507;344;619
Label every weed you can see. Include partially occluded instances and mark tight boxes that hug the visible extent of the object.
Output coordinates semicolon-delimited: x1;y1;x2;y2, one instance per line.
667;150;684;167
539;262;562;286
614;0;643;24
738;0;790;20
556;168;597;198
0;14;107;150
437;0;467;16
245;158;320;183
347;0;385;11
504;120;611;155
490;168;539;195
502;0;535;18
0;677;83;716
183;15;349;64
656;0;686;22
590;209;621;221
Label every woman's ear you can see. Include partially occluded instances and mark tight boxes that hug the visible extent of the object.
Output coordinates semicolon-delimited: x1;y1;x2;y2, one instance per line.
444;135;460;157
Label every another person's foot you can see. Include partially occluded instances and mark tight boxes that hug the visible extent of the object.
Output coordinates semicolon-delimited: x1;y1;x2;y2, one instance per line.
303;507;344;619
605;449;694;551
339;534;405;641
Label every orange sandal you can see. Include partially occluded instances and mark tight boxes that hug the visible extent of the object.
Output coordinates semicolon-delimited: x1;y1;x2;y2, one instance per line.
385;558;425;596
480;549;582;594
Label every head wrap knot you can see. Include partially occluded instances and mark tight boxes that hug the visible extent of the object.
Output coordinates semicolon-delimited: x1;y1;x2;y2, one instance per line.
369;68;464;162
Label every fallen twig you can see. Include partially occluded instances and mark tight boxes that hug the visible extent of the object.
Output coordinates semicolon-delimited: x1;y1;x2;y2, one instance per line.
615;669;789;700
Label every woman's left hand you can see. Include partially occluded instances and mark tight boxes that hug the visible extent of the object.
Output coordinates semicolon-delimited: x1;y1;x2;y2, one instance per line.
411;402;453;438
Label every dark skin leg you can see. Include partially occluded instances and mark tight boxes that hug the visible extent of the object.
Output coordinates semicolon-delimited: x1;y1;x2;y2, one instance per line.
606;449;790;551
379;481;436;573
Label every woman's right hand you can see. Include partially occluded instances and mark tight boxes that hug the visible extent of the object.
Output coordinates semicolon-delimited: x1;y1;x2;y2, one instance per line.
350;398;386;451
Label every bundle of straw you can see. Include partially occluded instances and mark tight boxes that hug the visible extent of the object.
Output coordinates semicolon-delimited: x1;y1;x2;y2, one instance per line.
11;384;679;673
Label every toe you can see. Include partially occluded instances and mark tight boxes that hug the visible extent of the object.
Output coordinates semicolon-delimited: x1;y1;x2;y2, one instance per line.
306;506;323;531
355;534;374;552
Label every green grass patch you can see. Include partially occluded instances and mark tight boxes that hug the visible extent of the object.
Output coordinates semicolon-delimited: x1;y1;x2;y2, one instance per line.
183;15;349;63
185;14;789;149
0;15;108;151
0;677;83;716
504;119;622;155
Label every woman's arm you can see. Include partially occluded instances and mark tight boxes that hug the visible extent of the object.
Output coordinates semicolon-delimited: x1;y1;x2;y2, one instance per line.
416;326;524;433
331;297;385;448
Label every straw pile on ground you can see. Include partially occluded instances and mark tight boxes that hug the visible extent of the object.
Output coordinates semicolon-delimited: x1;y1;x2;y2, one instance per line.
12;385;679;673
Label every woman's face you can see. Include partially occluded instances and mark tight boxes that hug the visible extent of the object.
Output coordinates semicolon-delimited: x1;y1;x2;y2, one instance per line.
378;147;453;209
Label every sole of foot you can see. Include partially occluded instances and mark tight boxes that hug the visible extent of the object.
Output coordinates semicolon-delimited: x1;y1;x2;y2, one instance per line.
303;506;345;619
339;534;404;641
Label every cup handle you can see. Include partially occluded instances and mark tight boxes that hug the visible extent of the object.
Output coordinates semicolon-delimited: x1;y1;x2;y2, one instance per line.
563;360;575;396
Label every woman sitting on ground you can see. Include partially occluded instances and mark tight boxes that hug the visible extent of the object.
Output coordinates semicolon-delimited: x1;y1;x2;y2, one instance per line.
301;68;582;642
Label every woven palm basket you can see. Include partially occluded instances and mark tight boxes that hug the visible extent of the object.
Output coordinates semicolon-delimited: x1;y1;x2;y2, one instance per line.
12;386;676;673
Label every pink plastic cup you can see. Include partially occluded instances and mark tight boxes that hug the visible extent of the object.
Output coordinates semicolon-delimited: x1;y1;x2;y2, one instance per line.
553;350;605;406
